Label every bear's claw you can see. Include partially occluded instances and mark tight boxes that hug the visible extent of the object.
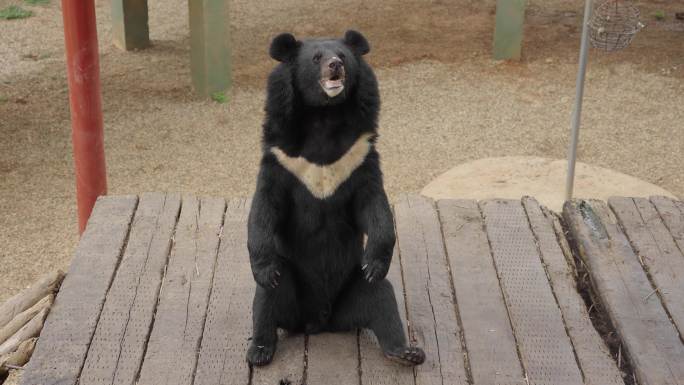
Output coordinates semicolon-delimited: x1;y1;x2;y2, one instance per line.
254;262;282;289
246;342;276;366
385;346;426;366
362;258;389;283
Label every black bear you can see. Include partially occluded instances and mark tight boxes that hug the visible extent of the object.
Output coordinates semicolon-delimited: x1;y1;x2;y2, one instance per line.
247;30;425;367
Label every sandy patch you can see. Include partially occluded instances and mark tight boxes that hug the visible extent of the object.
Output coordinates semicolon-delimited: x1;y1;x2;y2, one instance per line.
421;156;677;212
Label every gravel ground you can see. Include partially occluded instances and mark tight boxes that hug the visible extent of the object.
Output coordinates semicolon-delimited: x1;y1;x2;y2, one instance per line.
1;0;682;308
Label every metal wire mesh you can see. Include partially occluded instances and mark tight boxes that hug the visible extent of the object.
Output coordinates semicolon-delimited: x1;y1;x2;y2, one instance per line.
589;0;642;51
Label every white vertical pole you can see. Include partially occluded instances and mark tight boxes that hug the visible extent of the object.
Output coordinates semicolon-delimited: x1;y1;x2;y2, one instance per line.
565;0;593;202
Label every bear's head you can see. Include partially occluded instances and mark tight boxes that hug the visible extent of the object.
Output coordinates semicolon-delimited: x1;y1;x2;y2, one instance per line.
269;30;370;106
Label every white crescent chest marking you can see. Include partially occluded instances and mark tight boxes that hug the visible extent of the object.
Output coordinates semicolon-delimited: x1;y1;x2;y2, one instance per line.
271;133;374;199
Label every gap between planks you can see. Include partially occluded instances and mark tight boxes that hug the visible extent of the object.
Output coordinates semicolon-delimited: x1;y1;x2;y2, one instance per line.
564;199;684;385
137;196;226;385
79;193;181;385
481;199;584;385
437;199;526;385
523;197;623;385
395;195;469;385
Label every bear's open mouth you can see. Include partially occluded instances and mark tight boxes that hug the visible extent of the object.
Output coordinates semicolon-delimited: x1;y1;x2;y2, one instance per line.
320;75;345;98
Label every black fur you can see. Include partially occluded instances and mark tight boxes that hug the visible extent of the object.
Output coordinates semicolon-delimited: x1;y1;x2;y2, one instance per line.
269;33;300;63
247;30;425;367
343;30;370;56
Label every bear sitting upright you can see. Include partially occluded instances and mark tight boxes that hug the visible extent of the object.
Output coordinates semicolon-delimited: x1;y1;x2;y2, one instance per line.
247;30;426;367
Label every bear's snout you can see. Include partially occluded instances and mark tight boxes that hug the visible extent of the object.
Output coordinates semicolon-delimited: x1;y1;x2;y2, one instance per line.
320;56;346;98
328;57;343;71
323;56;345;82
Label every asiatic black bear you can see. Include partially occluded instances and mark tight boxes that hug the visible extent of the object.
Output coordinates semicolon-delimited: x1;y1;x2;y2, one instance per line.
247;30;425;367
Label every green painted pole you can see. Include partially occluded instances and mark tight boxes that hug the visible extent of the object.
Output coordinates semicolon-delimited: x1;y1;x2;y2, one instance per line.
189;0;231;98
111;0;150;50
493;0;527;60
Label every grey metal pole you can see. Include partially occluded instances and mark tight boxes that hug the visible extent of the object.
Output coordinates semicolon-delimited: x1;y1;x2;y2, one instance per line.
565;0;593;202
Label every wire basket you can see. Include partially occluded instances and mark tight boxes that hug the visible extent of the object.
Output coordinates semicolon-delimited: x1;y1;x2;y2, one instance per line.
589;0;643;51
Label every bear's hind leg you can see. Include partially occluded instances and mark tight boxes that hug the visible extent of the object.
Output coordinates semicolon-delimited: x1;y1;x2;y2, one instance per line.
328;277;425;366
247;264;300;366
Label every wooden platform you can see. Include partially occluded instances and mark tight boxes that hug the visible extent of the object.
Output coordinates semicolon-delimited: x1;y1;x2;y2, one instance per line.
19;193;684;385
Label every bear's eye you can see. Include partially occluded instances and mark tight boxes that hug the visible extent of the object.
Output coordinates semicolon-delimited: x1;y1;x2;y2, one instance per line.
338;53;346;60
313;53;322;64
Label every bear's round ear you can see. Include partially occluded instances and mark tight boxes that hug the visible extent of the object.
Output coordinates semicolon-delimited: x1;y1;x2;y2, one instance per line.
343;30;370;56
270;33;300;62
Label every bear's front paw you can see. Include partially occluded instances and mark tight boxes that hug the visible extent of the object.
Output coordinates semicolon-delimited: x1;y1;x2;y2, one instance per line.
246;341;276;366
254;262;282;289
361;258;389;283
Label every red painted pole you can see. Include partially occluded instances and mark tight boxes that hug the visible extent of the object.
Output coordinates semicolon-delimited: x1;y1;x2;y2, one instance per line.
62;0;107;234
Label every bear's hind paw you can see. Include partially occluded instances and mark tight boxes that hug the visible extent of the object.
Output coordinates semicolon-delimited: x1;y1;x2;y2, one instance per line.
384;346;426;366
247;342;276;366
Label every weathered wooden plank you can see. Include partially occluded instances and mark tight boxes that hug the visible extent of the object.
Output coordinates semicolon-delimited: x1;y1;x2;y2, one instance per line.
189;0;231;97
549;208;578;278
650;196;684;257
437;199;525;385
609;197;684;336
307;331;359;385
493;0;526;60
522;197;623;385
481;199;583;385
194;198;253;385
21;196;138;385
394;194;468;385
564;200;684;385
358;239;414;385
136;197;225;385
111;0;150;51
79;192;181;385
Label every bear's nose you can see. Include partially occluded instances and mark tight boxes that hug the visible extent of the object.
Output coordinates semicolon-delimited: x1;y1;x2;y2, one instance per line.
328;58;343;71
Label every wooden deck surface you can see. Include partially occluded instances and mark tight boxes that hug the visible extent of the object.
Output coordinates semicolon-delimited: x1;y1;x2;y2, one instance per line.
19;193;684;385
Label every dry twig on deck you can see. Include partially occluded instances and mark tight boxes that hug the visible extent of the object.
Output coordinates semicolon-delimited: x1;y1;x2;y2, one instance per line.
0;308;48;356
0;338;37;375
0;295;53;345
0;270;63;329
